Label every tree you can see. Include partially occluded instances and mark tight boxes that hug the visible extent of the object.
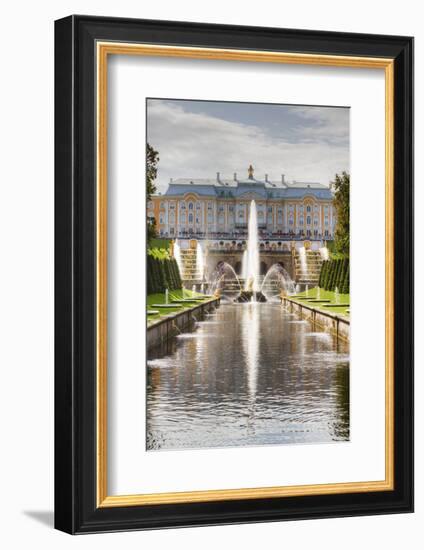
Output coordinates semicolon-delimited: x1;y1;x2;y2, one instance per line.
332;171;350;256
146;143;159;243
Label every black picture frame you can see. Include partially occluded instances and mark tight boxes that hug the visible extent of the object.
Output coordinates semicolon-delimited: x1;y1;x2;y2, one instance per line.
55;14;414;534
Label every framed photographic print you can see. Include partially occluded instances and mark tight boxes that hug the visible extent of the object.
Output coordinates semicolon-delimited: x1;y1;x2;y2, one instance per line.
54;15;414;533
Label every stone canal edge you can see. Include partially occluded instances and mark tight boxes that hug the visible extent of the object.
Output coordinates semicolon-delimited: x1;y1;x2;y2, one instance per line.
282;296;350;343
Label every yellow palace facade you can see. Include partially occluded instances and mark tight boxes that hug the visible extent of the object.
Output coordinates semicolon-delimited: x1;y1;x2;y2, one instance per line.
149;166;336;240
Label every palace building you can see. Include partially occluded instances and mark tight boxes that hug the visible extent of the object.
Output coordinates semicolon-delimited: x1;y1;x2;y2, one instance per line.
149;165;336;240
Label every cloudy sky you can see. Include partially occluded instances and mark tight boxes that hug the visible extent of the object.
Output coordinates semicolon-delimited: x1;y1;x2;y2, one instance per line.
147;99;349;193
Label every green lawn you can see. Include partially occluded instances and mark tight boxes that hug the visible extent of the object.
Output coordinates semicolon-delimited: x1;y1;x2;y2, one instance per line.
147;288;212;324
291;287;350;317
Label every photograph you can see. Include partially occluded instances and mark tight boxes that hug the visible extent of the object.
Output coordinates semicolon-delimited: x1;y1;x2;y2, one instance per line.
146;98;351;451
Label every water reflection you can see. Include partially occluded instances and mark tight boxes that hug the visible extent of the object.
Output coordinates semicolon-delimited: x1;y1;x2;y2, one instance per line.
146;304;349;451
242;303;260;400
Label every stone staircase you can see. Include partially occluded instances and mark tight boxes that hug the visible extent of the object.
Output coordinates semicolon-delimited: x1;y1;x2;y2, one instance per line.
178;247;202;283
294;250;323;286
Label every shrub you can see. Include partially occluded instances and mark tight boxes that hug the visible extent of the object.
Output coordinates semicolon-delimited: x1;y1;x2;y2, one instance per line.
318;257;350;293
147;249;182;294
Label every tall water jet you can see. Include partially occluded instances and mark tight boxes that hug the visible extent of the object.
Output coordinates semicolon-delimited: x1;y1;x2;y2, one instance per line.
174;239;182;275
241;249;248;281
244;200;260;292
319;246;329;261
196;241;204;281
299;246;308;278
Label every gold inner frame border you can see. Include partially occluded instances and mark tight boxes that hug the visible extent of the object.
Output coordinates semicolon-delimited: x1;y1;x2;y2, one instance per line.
96;42;394;508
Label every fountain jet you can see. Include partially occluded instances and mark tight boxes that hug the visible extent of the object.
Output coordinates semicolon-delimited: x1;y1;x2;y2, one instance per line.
208;261;242;301
196;241;204;281
260;263;295;302
243;200;260;292
174;239;182;275
299;246;309;278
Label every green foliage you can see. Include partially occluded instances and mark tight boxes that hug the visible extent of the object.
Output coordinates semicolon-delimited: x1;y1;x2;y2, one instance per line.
341;261;350;294
319;257;350;293
319;260;329;288
149;238;171;251
326;240;336;253
147;248;182;294
146;143;159;243
332;171;350;256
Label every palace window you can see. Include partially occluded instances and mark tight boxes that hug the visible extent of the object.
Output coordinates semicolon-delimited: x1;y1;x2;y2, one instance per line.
306;205;311;213
159;216;164;224
325;229;329;237
325;216;329;225
169;203;175;210
307;216;311;225
299;217;304;226
170;227;174;235
229;205;234;212
314;218;318;226
207;213;213;222
196;202;201;209
180;214;186;223
188;213;193;223
160;202;165;209
268;206;273;213
208;202;213;210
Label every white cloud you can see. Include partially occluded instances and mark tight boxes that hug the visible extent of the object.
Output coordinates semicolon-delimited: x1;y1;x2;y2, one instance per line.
292;106;350;144
147;100;349;192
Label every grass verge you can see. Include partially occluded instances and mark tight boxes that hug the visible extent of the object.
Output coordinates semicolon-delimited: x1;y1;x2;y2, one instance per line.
147;288;213;324
290;287;350;317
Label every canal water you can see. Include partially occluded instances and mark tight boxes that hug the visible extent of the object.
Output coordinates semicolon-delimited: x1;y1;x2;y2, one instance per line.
146;303;349;451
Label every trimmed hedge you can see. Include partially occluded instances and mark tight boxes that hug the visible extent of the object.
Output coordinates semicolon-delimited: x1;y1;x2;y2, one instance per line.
147;250;182;294
319;257;350;293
